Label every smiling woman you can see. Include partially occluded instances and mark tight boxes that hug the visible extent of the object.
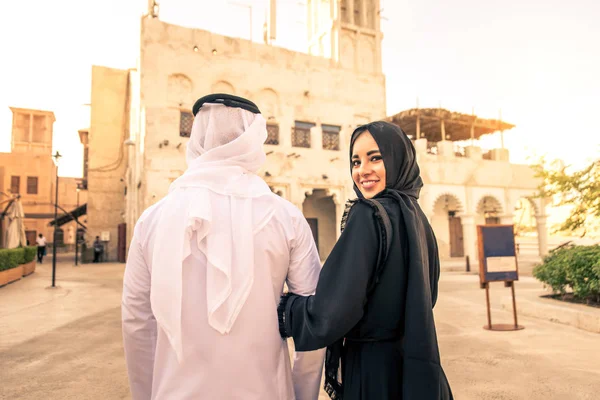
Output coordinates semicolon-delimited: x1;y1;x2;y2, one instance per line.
351;130;387;198
278;121;453;400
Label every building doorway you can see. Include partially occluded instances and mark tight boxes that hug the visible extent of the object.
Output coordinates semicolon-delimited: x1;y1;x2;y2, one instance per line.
448;214;464;257
25;230;37;247
431;194;464;258
118;223;127;263
306;218;319;252
303;189;336;260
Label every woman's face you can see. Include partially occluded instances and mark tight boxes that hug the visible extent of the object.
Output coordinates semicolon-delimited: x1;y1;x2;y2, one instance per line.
351;130;386;199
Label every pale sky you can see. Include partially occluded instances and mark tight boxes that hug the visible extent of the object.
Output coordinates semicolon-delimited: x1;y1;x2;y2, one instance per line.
1;0;599;177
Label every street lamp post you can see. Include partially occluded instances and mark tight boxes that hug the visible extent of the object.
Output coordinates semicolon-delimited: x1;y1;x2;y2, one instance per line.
51;151;62;287
75;185;80;266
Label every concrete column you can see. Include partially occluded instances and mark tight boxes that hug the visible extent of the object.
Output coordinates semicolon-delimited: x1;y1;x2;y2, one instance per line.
536;215;549;257
499;214;515;225
470;122;475;146
465;145;482;160
290;183;306;212
279;119;292;148
326;188;345;239
441;120;446;141
311;125;322;150
491;148;510;162
461;215;478;266
414;138;427;154
339;126;351;153
437;141;455;157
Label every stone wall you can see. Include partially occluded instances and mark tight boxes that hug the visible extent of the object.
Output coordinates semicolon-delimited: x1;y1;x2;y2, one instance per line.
87;66;129;261
135;17;387;216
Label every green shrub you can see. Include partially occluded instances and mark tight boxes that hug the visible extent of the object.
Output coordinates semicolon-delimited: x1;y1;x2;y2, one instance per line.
533;245;600;303
0;248;26;272
23;246;37;263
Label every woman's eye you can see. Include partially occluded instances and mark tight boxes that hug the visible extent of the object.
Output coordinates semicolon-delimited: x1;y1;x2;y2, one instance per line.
352;160;360;167
371;156;382;162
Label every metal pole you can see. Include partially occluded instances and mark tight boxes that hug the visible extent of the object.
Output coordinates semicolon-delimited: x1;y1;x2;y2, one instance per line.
75;189;79;266
52;167;59;287
485;283;492;329
511;282;519;328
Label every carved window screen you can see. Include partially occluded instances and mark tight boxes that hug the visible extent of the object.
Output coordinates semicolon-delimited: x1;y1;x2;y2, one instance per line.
266;124;280;145
292;121;314;148
322;124;341;151
179;111;194;137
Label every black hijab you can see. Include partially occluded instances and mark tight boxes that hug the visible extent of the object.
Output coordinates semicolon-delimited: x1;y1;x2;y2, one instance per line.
350;121;423;202
346;121;450;399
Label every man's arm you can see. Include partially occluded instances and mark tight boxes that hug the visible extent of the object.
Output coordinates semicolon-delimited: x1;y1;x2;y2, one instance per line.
286;213;326;400
122;228;157;400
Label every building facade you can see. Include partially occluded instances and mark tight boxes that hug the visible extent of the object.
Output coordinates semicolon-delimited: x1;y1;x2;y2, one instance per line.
84;0;548;263
385;108;549;262
0;107;87;248
85;0;386;261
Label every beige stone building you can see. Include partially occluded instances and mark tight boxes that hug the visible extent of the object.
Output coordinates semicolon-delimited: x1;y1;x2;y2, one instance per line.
0;107;87;249
83;0;548;263
84;0;385;261
386;109;549;263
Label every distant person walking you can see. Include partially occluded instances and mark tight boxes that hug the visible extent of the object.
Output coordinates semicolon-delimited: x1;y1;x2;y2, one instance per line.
36;233;47;263
93;236;103;263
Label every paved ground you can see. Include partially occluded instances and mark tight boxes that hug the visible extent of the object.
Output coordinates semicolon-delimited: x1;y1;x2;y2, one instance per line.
1;260;599;400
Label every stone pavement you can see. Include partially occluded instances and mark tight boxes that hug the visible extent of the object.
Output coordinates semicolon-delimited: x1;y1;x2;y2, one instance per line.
1;261;599;400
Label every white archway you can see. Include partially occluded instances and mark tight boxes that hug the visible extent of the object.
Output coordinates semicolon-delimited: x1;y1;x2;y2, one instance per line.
211;80;235;95
255;88;280;120
167;73;193;107
475;195;504;225
432;193;465;258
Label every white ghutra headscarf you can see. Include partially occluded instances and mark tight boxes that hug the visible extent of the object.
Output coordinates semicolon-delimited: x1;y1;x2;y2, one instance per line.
150;103;272;362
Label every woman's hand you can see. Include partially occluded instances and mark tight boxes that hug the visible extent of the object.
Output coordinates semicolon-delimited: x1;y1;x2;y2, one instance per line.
277;292;297;339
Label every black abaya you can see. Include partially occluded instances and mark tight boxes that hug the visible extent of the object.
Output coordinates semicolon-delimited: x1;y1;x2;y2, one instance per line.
279;121;453;400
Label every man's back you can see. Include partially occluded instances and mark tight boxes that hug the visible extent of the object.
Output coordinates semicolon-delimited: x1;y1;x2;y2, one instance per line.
122;192;324;400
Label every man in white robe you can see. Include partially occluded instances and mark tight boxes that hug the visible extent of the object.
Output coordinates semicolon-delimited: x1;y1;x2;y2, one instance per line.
122;94;325;400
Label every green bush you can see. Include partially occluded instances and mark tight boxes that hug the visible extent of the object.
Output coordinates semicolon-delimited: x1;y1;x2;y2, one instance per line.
0;248;25;272
23;246;37;263
533;245;600;303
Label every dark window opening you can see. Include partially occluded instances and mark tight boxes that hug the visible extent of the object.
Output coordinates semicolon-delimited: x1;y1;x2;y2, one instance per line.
10;176;20;194
27;176;38;194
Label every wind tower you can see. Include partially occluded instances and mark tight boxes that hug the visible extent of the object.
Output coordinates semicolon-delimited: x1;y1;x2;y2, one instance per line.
306;0;382;74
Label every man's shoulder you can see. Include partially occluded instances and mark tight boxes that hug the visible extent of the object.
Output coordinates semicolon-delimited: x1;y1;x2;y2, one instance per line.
133;197;169;237
268;195;305;223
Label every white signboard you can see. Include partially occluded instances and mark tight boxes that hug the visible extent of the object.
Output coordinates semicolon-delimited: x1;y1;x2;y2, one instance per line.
486;256;517;273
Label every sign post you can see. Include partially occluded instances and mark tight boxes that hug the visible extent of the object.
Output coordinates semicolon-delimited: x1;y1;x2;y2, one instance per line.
477;224;524;331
